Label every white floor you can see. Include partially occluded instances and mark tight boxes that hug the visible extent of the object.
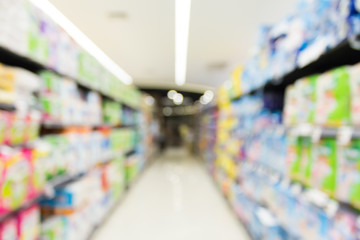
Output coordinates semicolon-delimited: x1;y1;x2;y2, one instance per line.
92;148;250;240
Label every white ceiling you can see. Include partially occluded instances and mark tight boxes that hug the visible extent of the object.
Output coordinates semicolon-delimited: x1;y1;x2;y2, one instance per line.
49;0;297;92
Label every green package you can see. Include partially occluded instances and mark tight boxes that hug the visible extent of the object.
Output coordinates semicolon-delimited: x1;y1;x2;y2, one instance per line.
297;75;317;124
337;139;360;208
298;137;313;185
40;71;61;93
315;67;351;127
312;138;337;195
288;136;301;180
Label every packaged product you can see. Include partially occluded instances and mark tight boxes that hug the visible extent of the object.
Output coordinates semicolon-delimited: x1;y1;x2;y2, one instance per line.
0;64;16;105
40;71;61;94
41;176;91;213
336;139;360;207
40;95;62;123
287;136;301;180
298;137;313;185
9;114;26;145
0;111;11;145
349;63;360;125
311;138;337;195
0;148;31;213
329;206;358;240
296;75;317;124
17;205;40;240
315;67;351;127
40;135;66;181
0;217;18;240
23;147;48;199
40;216;67;240
25;111;41;142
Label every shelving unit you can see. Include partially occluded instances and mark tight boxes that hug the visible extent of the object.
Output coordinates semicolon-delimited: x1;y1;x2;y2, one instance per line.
232;35;360;100
0;1;157;240
199;3;360;240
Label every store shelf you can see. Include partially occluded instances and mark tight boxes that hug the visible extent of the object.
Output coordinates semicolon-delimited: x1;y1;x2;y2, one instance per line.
0;46;139;110
287;125;360;139
234;34;360;99
244;160;360;218
42;122;117;129
125;149;137;157
0;102;16;111
0;150;126;224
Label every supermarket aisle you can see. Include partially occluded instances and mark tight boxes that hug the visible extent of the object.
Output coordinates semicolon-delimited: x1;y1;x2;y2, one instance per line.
92;148;250;240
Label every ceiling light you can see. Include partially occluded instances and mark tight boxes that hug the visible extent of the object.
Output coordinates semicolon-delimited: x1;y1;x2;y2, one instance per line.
199;90;214;105
167;90;177;100
163;107;173;116
145;96;155;106
28;0;133;85
204;90;214;101
173;93;184;105
175;0;191;86
200;96;207;105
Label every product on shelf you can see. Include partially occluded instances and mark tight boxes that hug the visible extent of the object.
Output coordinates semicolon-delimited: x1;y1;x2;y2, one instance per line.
312;138;338;195
39;71;103;126
0;0;142;108
0;217;18;240
230;0;360;98
350;62;360;126
103;100;121;126
315;67;351;127
0;147;31;213
17;205;41;240
40;158;125;240
336;139;360;207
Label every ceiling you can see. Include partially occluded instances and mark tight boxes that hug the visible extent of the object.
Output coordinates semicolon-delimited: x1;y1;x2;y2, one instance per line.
49;0;297;93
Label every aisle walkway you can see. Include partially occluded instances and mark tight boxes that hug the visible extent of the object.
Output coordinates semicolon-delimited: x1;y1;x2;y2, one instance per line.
93;148;250;240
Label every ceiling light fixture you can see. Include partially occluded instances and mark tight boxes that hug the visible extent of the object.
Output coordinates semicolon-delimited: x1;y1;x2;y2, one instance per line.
173;93;184;105
28;0;133;85
175;0;191;86
200;90;214;105
145;96;155;106
163;107;173;116
167;90;177;100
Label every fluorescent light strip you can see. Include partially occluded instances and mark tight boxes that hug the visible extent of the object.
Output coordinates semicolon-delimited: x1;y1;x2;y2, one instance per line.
28;0;133;85
175;0;191;86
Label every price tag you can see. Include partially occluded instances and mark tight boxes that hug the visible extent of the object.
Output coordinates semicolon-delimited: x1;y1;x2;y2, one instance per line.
300;124;313;136
270;174;280;184
325;200;339;218
290;183;302;196
281;179;291;189
312;127;323;143
356;216;360;229
337;126;353;146
44;183;55;198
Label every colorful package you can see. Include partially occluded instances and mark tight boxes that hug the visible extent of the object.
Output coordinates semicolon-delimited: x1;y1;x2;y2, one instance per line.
287;136;301;180
17;205;40;240
40;216;67;240
315;67;351;127
298;137;313;185
0;217;18;240
23;148;47;199
9;115;26;145
296;75;317;124
0;111;11;145
337;139;360;207
349;63;360;126
311;138;337;195
329;206;358;240
0;148;31;213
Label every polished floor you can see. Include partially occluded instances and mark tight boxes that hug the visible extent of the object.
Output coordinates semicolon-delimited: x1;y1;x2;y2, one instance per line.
92;148;250;240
